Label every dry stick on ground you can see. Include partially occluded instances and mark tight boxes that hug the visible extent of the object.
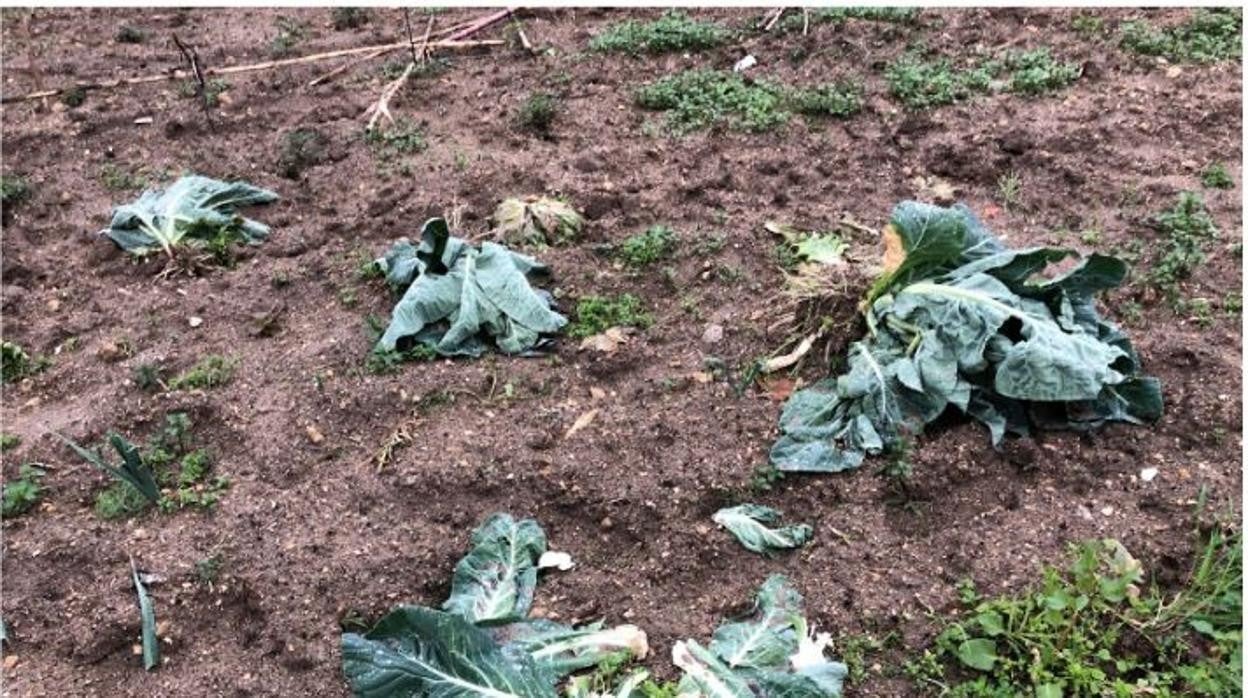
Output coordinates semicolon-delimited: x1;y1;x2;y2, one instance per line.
306;47;390;87
1;38;501;103
171;34;211;122
802;8;810;36
763;7;787;31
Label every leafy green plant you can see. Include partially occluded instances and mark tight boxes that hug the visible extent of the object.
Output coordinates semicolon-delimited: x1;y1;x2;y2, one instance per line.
0;433;19;451
2;464;45;518
101;175;278;259
1120;8;1242;63
372;218;567;357
132;362;167;392
908;532;1242;697
569;294;653;338
270;16;307;58
365;119;426;162
278;128;328;179
790;82;864;118
672;575;846;697
637;70;789;134
0;174;29;212
1;341;46;383
775;6;917;33
713;504;812;556
517;92;558;135
61;433;161;506
494;196;583;247
342;513;648;696
1071;14;1105;37
168;355;239;390
618;225;678;268
99;163;147;191
996;170;1022;209
590;10;729;54
1148;192;1219;305
885;53;995;109
771;201;1162;473
1201;162;1234;190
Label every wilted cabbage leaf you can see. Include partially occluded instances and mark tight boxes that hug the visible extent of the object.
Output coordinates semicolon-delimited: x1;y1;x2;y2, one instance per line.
771;201;1162;473
494;196;584;247
343;606;558;698
343;514;649;698
713;504;812;556
443;513;548;623
673;576;845;698
375;218;567;357
101;175;278;257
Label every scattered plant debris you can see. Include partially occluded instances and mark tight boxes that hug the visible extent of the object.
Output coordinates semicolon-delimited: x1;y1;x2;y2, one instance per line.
494;196;583;247
771;201;1162;473
100;175;278;260
590;10;730;55
714;504;813;556
372;217;567;357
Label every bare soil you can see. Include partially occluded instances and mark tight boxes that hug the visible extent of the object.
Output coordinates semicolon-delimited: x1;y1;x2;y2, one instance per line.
0;8;1241;697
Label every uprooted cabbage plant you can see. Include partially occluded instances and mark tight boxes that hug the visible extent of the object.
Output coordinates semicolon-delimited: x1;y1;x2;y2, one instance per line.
771;201;1163;473
373;218;567;358
341;514;845;698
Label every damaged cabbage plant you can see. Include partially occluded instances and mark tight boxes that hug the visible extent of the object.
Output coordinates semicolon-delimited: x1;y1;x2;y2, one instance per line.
771;201;1163;473
100;175;278;273
371;218;568;361
714;504;813;557
673;575;846;698
341;513;648;698
494;196;584;248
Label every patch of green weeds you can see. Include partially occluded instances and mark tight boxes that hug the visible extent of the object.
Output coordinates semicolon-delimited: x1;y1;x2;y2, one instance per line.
2;464;45;518
1;174;30;211
1;341;47;384
115;24;146;43
516;92;558;135
270;16;308;58
775;6;918;33
99;163;148;191
1148;192;1219;306
1080;228;1103;246
1187;297;1215;329
177;77;229;107
569;294;653;338
332;7;369;30
885;53;996;109
1120;8;1242;63
96;478;153;519
1201;162;1234;190
1071;14;1105;37
278;128;328;179
636;70;788;134
1004;48;1082;95
1223;292;1241;315
366;345;438;374
746;462;785;496
366;119;427;168
590;10;730;55
195;553;225;585
907;530;1242;697
132;362;167;392
618;225;678;268
790;82;864;118
168;355;238;391
0;433;19;451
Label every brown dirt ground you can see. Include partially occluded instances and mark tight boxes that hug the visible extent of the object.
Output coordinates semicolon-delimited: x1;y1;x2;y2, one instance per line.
0;7;1242;697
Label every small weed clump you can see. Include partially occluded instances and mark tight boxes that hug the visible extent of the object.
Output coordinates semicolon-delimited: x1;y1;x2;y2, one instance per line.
996;171;1023;209
177;77;229;107
331;7;369;30
115;24;145;43
885;53;996;109
270;16;307;58
618;225;678;268
2;464;45;518
516;92;558;135
1200;162;1234;190
0;433;19;451
1;174;29;210
99;163;147;191
1;341;47;384
569;294;653;338
168;355;239;391
907;531;1242;697
278;128;328;179
1148;192;1219;305
60;85;87;108
590;10;729;55
1071;14;1105;37
366;345;438;374
366;120;427;162
1120;8;1242;63
790;82;864;118
637;70;788;134
132;362;167;392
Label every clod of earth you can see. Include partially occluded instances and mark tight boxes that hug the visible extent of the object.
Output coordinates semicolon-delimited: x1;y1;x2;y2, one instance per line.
771;200;1163;473
372;217;567;358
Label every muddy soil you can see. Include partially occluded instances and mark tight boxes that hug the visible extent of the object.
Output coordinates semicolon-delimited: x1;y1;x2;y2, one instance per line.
0;7;1241;697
